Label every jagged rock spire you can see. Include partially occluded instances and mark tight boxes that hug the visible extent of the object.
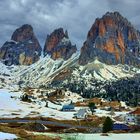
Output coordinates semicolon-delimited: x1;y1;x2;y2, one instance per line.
79;11;140;67
44;28;77;60
0;24;42;65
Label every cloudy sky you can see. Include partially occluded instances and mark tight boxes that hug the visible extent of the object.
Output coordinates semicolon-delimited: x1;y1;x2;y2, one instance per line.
0;0;140;49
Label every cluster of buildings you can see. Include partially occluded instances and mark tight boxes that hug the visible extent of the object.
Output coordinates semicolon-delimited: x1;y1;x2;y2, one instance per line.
125;108;140;126
112;108;140;132
61;102;140;128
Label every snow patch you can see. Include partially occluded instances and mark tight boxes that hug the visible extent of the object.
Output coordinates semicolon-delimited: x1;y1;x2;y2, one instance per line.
0;132;17;140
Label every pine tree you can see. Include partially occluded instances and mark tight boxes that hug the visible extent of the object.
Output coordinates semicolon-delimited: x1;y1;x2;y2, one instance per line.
88;102;96;115
103;117;113;133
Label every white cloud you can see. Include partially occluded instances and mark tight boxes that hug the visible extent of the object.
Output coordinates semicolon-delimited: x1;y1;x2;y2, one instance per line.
0;0;140;48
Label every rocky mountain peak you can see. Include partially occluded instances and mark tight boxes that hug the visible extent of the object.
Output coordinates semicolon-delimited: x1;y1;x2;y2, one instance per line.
79;11;140;67
0;24;42;66
44;28;77;60
11;24;34;42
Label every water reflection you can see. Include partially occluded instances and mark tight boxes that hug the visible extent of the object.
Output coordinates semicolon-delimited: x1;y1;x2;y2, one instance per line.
61;133;86;140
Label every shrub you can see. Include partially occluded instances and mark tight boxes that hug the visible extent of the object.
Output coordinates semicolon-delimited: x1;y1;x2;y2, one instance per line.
20;94;31;102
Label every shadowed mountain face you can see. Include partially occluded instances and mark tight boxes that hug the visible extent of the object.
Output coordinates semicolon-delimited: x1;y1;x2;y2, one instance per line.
0;24;42;65
43;28;77;60
79;12;140;67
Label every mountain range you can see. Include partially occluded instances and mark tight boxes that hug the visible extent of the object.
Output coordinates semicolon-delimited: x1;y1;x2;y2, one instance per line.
0;11;140;106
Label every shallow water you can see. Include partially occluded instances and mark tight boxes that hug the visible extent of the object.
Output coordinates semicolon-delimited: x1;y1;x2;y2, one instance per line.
34;132;140;140
0;132;17;140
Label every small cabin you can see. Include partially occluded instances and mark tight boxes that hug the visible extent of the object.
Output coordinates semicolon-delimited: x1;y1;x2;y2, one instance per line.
125;114;136;124
75;109;87;119
61;104;75;111
113;123;130;131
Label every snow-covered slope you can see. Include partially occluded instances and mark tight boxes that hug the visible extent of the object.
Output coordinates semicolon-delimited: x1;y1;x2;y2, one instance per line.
0;53;140;89
0;54;140;119
0;62;13;88
47;58;140;97
72;59;139;81
11;53;79;88
0;61;11;75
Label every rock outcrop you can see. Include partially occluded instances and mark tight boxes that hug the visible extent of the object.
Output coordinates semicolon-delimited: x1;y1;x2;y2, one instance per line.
0;24;42;65
44;28;77;60
79;12;140;67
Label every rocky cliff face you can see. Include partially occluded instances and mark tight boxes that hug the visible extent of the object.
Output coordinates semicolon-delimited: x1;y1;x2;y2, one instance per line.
0;24;42;65
44;28;77;60
79;12;140;67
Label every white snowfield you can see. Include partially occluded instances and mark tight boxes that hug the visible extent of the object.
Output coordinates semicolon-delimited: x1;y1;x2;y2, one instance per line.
94;108;128;118
0;89;82;120
0;89;128;120
0;132;17;140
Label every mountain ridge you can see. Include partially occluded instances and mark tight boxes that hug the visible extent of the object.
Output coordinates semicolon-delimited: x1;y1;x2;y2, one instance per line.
79;11;140;67
0;11;140;105
1;11;140;67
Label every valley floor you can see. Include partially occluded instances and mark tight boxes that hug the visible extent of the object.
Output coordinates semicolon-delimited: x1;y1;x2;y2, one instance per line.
0;88;140;140
0;89;76;120
0;88;129;120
